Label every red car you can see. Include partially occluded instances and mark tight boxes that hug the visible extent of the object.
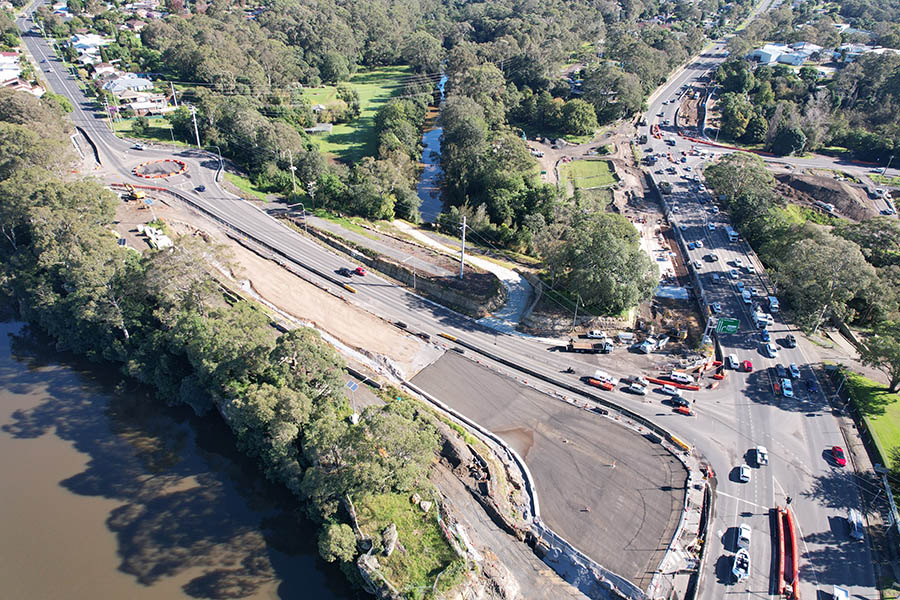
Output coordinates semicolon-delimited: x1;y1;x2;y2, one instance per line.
741;360;753;372
832;446;847;467
354;266;367;276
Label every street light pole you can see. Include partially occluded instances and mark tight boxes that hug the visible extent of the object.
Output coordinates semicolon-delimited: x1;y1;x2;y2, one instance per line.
307;180;317;209
287;149;296;195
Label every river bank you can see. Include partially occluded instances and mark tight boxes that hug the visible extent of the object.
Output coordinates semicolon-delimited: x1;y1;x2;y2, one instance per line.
0;321;358;600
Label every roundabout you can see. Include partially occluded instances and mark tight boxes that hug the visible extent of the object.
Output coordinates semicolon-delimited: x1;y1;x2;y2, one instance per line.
133;158;187;179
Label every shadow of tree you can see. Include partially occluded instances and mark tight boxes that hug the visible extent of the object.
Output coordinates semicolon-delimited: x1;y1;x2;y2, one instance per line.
0;323;353;600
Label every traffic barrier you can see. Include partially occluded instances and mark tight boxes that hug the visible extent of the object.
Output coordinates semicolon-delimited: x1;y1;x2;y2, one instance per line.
785;507;800;599
670;434;692;453
775;508;785;596
646;376;701;391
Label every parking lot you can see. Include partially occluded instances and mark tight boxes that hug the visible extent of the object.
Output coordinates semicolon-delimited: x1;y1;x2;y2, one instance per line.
412;351;687;589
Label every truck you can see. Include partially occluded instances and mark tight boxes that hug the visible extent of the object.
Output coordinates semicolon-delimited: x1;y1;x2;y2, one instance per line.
567;339;613;354
725;226;739;242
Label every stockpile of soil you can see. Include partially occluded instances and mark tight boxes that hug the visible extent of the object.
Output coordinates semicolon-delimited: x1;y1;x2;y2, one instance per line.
775;173;877;221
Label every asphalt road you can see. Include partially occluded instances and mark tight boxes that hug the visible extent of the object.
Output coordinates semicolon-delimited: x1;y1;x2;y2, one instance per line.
645;64;879;598
14;3;887;597
412;351;686;590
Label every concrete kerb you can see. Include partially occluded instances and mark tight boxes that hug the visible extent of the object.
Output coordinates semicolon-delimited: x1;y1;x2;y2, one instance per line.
403;380;539;521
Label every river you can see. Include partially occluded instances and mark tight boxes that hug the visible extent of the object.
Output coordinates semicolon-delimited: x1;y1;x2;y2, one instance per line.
416;74;448;223
0;320;358;600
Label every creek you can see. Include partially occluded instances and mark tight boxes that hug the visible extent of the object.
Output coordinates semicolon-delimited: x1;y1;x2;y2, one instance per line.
416;74;448;223
0;320;359;600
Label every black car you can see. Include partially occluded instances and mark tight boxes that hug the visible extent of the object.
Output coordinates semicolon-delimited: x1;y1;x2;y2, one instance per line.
785;334;797;348
806;378;819;393
336;267;353;277
196;184;206;192
775;363;787;378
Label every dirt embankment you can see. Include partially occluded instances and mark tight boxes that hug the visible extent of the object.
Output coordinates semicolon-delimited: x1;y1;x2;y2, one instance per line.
775;173;878;221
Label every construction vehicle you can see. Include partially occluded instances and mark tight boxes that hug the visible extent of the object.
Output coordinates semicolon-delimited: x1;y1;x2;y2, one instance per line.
124;184;145;201
566;339;613;354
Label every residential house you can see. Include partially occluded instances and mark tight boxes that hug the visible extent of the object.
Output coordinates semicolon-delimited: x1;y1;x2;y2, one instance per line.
125;19;147;32
3;78;45;97
748;44;789;64
103;74;153;96
91;62;119;79
748;42;819;66
834;43;900;63
0;52;21;83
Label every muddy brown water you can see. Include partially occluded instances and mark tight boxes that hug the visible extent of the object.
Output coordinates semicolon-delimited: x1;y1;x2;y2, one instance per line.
0;321;358;600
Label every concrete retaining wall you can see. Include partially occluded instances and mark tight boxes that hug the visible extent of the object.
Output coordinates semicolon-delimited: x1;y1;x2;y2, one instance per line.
301;224;506;318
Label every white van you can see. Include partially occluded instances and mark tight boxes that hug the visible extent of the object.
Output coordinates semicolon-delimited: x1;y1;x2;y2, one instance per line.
768;296;780;313
726;354;739;369
670;371;694;384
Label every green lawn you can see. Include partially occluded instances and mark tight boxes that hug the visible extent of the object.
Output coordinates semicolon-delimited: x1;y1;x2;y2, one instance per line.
224;172;268;202
871;174;900;187
356;492;463;596
113;117;189;146
559;159;617;189
776;204;843;226
844;370;900;468
303;66;414;162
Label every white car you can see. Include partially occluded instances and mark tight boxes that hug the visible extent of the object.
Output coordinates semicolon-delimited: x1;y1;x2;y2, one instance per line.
730;269;739;279
586;330;606;339
737;523;751;549
732;548;750;582
765;343;778;358
695;240;703;248
745;264;756;274
734;258;744;268
629;382;648;395
738;464;751;482
692;260;702;269
708;223;716;231
661;384;682;397
756;446;768;465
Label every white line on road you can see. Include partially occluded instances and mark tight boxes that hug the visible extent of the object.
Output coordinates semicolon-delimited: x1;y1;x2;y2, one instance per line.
715;489;769;511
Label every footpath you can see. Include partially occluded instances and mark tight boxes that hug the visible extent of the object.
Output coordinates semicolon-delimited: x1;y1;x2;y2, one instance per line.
391;221;534;334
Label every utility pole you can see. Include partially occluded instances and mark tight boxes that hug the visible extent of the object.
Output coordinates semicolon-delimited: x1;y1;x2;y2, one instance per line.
189;105;201;149
287;149;296;195
170;81;178;107
459;215;467;280
572;293;582;329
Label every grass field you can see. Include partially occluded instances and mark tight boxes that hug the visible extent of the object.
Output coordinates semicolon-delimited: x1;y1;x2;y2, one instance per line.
776;204;844;226
112;117;190;146
303;66;415;162
224;172;268;201
356;492;464;595
559;159;617;189
872;173;900;187
844;370;900;468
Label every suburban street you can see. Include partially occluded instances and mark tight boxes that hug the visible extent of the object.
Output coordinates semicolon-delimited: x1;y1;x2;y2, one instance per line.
14;4;892;598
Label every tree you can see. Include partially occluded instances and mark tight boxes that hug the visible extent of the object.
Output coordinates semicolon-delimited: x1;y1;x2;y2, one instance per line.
131;115;150;136
704;153;774;203
770;124;807;156
318;523;357;563
718;93;754;139
744;112;769;143
560;99;598;136
401;30;443;74
774;231;876;331
539;210;658;315
320;51;349;84
860;321;900;392
583;62;643;124
835;217;900;268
